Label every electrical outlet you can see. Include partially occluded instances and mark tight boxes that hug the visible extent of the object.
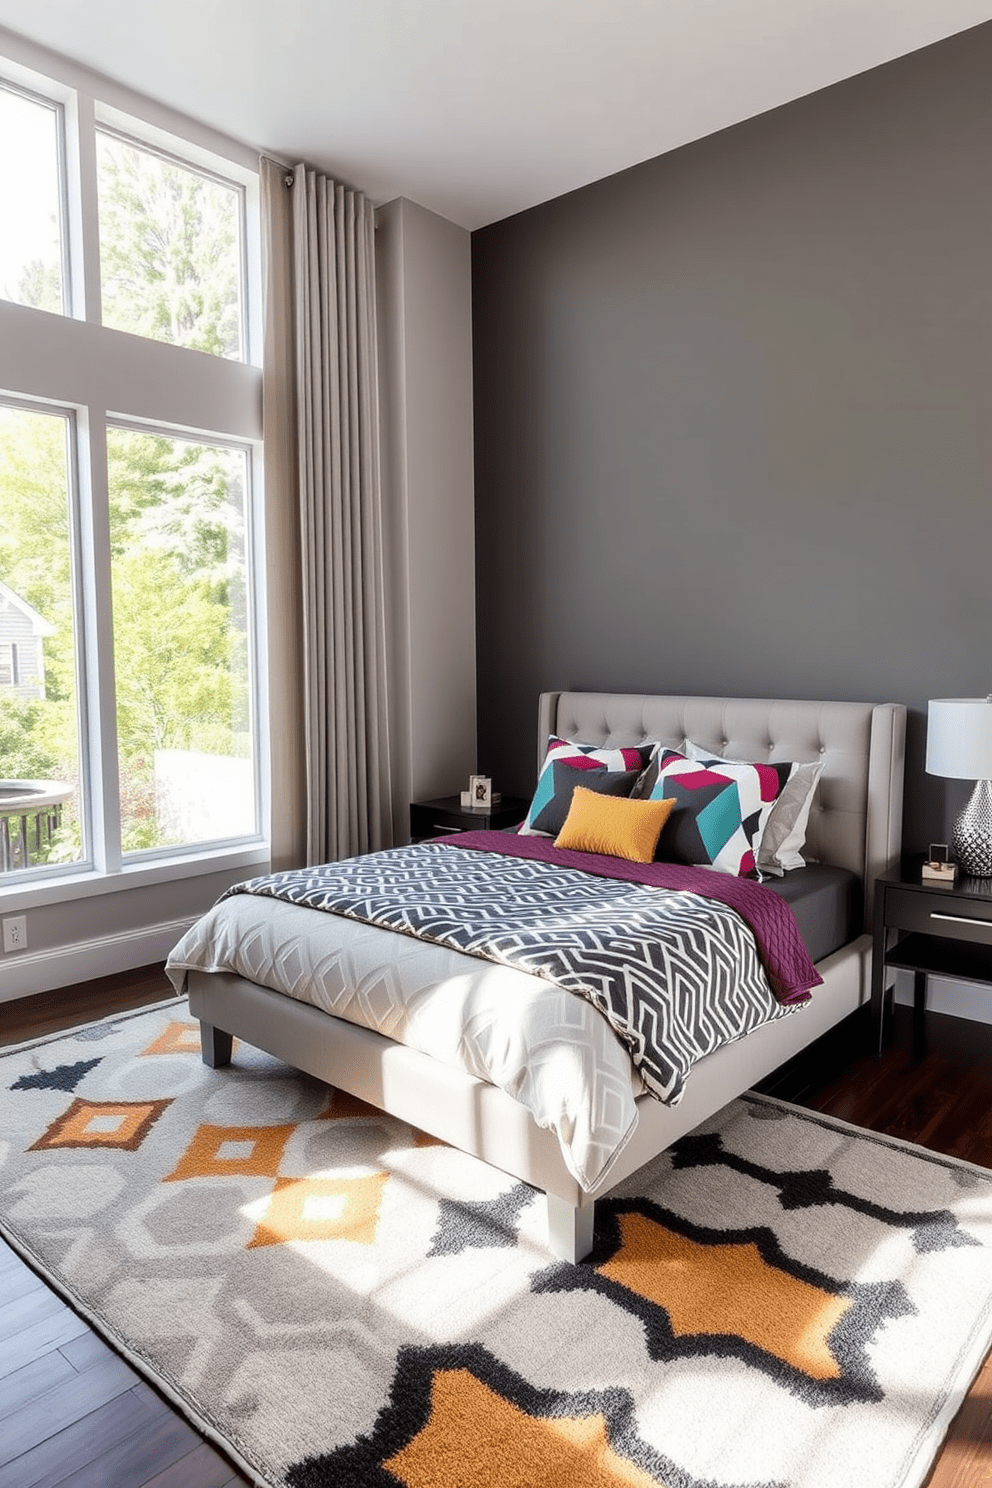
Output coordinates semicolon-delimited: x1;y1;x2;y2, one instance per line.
2;915;27;953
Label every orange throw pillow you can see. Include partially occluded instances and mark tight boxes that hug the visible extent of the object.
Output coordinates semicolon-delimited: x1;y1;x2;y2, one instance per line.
554;786;675;863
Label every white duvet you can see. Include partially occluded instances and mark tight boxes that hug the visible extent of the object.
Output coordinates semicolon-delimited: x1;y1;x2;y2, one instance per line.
166;893;644;1191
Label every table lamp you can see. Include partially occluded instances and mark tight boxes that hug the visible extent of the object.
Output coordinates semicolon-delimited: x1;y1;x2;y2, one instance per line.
926;697;992;877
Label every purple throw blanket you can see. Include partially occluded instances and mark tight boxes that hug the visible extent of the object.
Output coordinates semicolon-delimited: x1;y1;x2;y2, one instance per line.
441;830;822;1005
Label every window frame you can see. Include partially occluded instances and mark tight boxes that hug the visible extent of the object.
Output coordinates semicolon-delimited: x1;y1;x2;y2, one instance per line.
0;44;268;910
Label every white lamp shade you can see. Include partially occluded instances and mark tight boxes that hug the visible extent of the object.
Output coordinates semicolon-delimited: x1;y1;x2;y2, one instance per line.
926;698;992;780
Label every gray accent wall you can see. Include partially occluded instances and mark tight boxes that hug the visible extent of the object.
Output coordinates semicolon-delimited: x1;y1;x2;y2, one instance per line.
472;24;992;854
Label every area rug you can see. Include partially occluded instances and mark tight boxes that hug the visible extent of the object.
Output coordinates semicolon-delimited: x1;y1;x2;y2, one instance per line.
2;1001;992;1488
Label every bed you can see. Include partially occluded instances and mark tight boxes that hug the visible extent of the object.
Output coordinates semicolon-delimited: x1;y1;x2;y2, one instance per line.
166;691;905;1262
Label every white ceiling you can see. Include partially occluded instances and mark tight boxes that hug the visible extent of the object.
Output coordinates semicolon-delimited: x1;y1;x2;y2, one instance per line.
1;0;990;231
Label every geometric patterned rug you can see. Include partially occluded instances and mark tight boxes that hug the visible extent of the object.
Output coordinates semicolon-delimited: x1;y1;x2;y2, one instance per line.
2;998;992;1488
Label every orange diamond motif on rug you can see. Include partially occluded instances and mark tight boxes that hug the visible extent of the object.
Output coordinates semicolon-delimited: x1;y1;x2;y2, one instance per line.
29;1096;172;1152
141;1020;207;1056
247;1171;390;1247
164;1122;296;1181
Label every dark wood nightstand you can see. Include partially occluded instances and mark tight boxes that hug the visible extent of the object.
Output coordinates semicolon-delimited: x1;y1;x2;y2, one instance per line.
409;794;529;843
872;859;992;1054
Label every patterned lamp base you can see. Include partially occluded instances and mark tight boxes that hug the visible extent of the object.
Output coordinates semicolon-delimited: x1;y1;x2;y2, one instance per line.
953;779;992;878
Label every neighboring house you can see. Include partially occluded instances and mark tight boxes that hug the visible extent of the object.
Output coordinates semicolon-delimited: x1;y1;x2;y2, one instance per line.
0;579;54;700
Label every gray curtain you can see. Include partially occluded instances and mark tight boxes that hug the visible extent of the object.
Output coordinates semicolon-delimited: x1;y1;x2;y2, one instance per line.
290;166;393;863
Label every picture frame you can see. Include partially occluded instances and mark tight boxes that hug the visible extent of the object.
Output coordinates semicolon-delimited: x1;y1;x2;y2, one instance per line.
469;774;492;807
922;842;956;882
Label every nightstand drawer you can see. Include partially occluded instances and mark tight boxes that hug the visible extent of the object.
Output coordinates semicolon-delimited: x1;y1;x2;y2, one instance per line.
885;886;992;944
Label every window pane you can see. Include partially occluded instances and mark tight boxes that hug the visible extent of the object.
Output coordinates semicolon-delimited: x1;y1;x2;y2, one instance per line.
97;133;244;359
0;88;64;314
0;405;83;873
107;428;255;852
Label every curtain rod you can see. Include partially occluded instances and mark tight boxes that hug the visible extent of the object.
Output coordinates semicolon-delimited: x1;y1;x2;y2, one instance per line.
261;154;295;188
262;157;377;219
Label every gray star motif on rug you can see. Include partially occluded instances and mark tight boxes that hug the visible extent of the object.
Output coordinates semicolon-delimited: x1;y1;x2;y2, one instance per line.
427;1182;536;1257
11;1058;103;1094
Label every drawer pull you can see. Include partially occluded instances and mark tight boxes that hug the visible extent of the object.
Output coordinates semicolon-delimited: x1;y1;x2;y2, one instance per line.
930;912;992;928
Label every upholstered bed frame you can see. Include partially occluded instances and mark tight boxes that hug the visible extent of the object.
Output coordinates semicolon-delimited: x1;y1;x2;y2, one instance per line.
187;691;906;1262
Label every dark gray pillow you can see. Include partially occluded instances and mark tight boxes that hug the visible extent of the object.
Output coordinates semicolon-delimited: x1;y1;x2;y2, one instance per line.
529;763;641;837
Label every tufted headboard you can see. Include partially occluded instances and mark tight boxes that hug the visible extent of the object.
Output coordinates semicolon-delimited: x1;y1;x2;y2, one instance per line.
537;692;905;931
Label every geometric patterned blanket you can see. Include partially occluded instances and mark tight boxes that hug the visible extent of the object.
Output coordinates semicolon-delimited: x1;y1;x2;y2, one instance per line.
224;839;811;1105
446;831;824;1004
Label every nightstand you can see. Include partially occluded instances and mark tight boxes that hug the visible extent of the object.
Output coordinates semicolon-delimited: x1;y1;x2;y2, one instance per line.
872;859;992;1054
409;794;529;843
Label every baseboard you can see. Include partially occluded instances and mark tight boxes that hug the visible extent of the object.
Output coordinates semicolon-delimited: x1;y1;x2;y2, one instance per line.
894;969;992;1028
0;918;195;1003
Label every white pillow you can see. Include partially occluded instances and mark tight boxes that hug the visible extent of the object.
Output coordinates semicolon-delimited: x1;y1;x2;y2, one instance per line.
684;742;823;876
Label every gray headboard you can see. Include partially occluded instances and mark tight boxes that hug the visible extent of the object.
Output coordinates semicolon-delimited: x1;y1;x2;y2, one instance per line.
538;692;905;930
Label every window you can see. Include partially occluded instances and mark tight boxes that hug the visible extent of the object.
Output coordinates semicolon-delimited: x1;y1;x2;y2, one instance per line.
96;131;245;359
0;83;65;314
0;643;19;686
0;55;263;890
107;427;255;852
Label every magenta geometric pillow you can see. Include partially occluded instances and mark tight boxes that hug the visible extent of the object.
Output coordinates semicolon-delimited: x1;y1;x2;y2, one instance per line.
519;735;656;837
637;748;793;876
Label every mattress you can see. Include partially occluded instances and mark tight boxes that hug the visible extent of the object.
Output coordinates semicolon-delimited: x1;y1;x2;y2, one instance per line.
765;864;860;963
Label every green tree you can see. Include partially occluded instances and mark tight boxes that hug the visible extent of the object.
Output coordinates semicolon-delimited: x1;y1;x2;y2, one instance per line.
111;547;238;756
0;697;60;779
97;134;241;358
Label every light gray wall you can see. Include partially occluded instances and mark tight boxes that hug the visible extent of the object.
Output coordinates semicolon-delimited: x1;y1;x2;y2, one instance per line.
377;197;477;817
472;24;992;855
0;862;261;1000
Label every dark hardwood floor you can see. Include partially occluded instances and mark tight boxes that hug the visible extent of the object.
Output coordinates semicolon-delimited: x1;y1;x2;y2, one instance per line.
2;967;992;1487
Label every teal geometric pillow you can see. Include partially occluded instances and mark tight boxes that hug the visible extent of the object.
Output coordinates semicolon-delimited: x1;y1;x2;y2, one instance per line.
638;748;793;876
519;735;656;837
684;742;822;876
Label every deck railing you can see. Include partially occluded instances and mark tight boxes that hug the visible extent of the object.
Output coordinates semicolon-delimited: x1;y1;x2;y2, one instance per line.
0;781;72;873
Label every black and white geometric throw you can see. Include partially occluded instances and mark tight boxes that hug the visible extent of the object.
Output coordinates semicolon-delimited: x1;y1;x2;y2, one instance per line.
224;843;797;1104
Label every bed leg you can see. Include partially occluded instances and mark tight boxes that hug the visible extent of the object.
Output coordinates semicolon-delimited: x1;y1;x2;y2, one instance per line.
546;1194;596;1263
200;1022;233;1069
